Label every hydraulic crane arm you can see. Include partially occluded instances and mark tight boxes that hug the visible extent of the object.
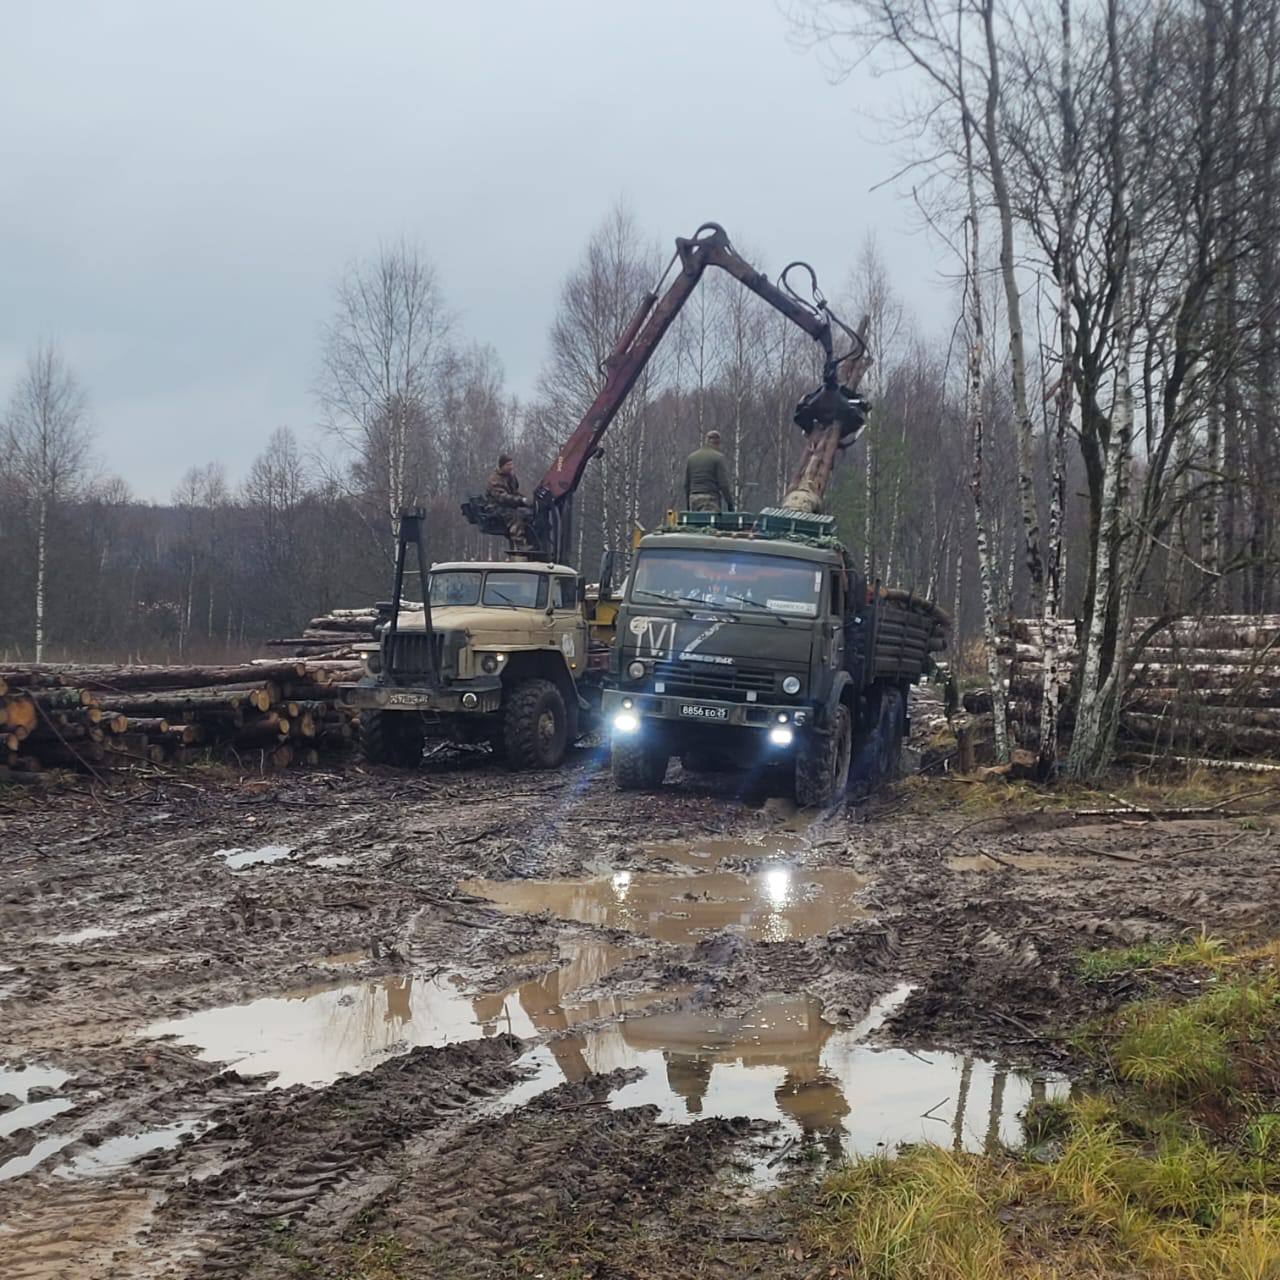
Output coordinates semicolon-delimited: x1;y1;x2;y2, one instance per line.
534;222;852;510
463;222;868;560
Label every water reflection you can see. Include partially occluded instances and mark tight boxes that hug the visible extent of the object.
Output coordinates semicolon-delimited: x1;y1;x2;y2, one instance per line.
499;993;1067;1176
141;941;672;1088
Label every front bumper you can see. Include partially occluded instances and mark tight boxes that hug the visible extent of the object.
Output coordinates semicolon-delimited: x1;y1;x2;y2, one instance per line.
340;676;502;715
601;687;811;730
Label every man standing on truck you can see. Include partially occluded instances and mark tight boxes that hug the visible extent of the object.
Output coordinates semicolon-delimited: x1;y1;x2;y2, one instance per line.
487;453;534;550
684;430;734;513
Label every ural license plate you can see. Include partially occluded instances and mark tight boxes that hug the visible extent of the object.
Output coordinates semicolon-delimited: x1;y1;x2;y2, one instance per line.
680;702;727;721
387;691;433;709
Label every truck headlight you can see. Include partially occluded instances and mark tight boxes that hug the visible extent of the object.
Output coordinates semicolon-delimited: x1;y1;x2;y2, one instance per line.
613;711;639;734
768;726;794;747
364;653;383;676
481;654;500;673
627;660;646;679
782;675;801;695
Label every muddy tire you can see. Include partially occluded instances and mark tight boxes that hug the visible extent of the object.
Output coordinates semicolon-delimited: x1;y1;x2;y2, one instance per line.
794;701;853;807
360;710;426;768
612;736;668;790
850;685;906;788
503;678;569;771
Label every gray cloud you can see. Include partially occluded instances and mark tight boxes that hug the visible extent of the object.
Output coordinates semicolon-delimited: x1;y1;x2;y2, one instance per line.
2;0;942;501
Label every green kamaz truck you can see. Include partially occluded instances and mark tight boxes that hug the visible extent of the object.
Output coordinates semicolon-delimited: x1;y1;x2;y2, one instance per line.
603;508;948;805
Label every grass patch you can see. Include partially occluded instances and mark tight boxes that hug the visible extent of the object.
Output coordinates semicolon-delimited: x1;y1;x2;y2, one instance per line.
1077;931;1227;982
797;945;1280;1279
805;1147;1008;1278
1107;972;1280;1104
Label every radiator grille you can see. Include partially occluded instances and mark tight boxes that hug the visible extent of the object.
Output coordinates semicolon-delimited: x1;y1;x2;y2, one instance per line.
653;660;777;701
382;632;442;677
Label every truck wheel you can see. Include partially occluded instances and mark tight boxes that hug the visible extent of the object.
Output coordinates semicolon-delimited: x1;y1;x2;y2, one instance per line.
612;736;669;790
503;678;569;770
851;686;906;787
794;702;852;807
360;710;426;768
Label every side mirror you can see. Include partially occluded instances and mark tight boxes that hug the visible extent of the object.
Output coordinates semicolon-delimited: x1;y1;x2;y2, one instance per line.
598;548;615;600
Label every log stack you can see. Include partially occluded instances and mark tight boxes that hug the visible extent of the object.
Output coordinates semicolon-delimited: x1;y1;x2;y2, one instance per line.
1;659;362;780
962;614;1280;760
264;608;378;658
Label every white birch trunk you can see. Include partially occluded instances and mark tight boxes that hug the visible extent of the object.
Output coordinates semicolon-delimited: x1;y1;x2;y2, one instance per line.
1037;0;1076;777
963;116;1009;761
982;0;1045;612
34;494;48;663
1068;286;1134;777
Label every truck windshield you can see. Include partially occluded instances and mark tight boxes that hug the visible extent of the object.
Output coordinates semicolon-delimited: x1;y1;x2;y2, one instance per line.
429;571;482;607
482;572;546;608
631;549;822;617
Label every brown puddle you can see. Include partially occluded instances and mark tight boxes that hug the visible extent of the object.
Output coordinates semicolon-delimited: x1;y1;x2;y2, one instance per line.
499;990;1068;1182
141;940;675;1089
463;864;869;945
53;1120;210;1178
0;1186;161;1278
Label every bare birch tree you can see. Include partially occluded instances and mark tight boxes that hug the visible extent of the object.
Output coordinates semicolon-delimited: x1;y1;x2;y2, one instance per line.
317;242;453;539
4;343;93;661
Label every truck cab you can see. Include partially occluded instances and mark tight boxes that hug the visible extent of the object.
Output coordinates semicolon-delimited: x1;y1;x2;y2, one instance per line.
344;560;601;770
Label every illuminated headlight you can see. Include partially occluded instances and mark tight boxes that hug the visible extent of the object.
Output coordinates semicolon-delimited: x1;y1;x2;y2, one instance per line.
622;697;634;709
782;675;801;695
776;712;790;724
613;711;639;734
627;660;646;680
768;726;794;747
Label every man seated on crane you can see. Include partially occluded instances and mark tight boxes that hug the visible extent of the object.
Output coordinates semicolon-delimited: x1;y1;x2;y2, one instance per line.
486;453;535;552
684;430;734;513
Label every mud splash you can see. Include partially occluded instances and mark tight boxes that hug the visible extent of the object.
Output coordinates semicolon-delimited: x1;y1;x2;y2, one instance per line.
45;927;120;946
141;941;674;1088
215;844;294;871
464;863;869;945
500;991;1067;1180
642;833;807;870
310;854;354;870
948;852;1075;873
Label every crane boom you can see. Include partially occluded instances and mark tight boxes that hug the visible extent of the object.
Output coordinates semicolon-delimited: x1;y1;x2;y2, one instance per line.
462;221;868;561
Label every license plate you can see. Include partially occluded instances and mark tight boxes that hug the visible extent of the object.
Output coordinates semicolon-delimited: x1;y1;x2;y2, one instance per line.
386;691;434;709
680;702;728;721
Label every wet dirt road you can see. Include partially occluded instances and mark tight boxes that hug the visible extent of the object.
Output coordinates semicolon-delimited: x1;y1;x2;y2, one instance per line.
1;748;1277;1278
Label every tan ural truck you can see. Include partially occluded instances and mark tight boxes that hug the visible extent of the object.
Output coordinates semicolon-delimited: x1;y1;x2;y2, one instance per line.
341;557;607;770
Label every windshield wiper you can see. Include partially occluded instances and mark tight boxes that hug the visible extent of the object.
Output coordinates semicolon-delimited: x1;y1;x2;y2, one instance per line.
719;591;790;625
631;588;697;615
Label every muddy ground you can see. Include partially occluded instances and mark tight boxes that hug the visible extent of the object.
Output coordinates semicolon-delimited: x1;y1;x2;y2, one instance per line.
2;735;1278;1278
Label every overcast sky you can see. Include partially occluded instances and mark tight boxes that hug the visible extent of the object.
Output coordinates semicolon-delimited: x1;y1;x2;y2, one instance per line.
2;1;944;502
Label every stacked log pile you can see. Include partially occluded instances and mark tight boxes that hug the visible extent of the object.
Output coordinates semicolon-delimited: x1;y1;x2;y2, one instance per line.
2;659;362;780
264;608;378;658
963;615;1280;760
